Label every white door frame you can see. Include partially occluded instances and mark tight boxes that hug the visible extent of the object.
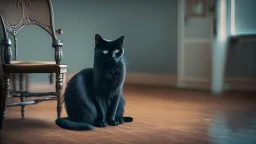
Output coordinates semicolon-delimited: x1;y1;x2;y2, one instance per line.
177;0;185;88
176;0;215;89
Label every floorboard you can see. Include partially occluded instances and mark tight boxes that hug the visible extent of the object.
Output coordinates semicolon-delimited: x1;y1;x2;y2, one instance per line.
0;84;256;144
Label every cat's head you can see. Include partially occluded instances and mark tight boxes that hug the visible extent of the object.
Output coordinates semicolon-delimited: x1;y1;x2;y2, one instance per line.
94;34;125;63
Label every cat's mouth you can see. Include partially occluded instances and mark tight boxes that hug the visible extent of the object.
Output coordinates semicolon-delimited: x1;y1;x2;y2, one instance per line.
110;58;118;63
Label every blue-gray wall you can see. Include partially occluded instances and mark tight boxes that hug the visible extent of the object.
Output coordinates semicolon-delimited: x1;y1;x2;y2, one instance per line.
234;0;256;35
225;0;256;78
12;0;178;82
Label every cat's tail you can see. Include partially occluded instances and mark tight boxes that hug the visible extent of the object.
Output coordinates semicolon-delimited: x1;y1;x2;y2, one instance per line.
123;116;133;122
55;117;94;131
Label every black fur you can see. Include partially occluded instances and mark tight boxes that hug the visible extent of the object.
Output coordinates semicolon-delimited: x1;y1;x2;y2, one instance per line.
55;34;133;131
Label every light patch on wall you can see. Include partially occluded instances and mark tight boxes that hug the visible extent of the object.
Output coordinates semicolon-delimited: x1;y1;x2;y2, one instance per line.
219;0;227;41
230;0;236;35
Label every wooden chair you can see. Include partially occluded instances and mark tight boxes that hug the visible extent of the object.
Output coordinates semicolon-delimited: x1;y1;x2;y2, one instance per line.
0;0;67;129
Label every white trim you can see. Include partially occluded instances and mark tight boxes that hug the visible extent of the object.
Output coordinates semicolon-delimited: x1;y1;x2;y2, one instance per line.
61;72;256;91
125;73;177;87
180;76;210;83
64;72;178;87
180;75;256;91
184;38;212;44
178;76;256;85
230;0;236;36
28;79;256;92
219;0;227;41
64;73;172;87
177;0;185;87
179;81;211;90
225;77;256;83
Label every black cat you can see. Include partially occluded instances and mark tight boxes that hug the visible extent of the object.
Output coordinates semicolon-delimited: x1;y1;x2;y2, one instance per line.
55;34;133;130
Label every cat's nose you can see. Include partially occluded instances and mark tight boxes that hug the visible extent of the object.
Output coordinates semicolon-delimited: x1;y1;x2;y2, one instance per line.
111;58;118;63
112;53;116;58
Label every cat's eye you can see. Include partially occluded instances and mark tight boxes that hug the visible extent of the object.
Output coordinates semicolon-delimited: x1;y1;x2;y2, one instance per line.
114;49;120;53
102;50;108;54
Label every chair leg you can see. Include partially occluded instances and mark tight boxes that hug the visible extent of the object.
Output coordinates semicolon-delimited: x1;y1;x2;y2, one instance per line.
19;74;26;119
9;74;17;95
49;73;54;84
25;74;29;92
12;74;17;92
0;74;10;129
20;93;25;119
55;73;64;118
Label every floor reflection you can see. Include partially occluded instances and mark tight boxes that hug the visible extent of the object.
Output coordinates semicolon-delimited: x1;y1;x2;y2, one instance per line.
209;109;256;144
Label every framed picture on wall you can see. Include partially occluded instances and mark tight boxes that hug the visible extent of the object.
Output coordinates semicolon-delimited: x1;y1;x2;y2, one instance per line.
187;0;207;18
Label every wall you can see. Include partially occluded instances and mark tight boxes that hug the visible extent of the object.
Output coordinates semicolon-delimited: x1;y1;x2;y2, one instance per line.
234;0;256;35
9;0;178;83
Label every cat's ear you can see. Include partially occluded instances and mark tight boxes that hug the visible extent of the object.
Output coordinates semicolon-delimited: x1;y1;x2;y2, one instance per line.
118;36;125;41
117;35;125;45
95;34;103;43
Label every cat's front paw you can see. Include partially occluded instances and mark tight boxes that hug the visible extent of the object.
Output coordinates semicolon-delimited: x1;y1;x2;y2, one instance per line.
94;121;108;127
107;120;119;126
117;119;124;124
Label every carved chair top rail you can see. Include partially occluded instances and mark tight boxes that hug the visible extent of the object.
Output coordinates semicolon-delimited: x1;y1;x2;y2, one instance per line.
0;0;64;65
0;14;8;39
0;0;58;40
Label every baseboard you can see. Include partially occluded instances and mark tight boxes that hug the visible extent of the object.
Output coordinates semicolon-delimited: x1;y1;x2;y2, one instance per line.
224;77;256;91
184;38;212;44
64;72;177;87
178;80;211;90
125;73;177;87
23;73;256;92
180;76;256;91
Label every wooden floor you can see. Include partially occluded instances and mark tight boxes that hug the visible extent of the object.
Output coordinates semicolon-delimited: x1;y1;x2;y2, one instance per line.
0;84;256;144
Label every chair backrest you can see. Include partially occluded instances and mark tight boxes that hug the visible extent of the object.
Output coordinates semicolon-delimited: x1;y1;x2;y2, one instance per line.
0;0;63;64
0;14;10;76
0;14;5;90
0;0;57;40
0;15;7;40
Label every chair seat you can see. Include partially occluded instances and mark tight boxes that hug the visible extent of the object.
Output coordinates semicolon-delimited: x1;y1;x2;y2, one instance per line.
3;61;67;73
11;60;56;65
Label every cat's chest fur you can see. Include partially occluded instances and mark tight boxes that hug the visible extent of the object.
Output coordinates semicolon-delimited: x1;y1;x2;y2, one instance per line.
103;66;122;80
93;61;125;95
